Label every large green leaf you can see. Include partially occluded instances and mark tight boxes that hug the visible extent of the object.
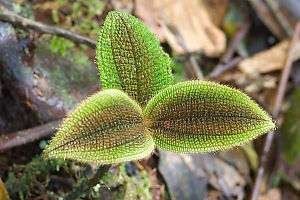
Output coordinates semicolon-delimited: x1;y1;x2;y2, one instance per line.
144;81;275;153
44;89;154;164
96;11;173;106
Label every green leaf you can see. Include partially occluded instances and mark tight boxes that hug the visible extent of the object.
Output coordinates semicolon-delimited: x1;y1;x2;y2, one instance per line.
96;11;173;106
51;35;60;52
144;81;275;153
51;9;59;24
44;89;154;164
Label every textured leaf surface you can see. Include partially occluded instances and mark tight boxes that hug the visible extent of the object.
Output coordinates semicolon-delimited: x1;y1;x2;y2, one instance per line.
144;81;275;153
44;89;154;164
96;11;173;106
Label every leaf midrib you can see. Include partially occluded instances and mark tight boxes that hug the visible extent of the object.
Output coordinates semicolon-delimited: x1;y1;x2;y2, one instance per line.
46;123;145;153
116;13;141;104
153;114;270;123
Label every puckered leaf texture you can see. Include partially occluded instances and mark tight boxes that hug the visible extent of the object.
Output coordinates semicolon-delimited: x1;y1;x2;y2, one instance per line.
45;11;275;165
96;11;173;106
144;81;275;153
44;89;154;164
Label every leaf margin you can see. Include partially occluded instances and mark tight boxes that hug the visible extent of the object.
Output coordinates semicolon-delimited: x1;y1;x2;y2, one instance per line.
144;80;276;153
44;89;155;165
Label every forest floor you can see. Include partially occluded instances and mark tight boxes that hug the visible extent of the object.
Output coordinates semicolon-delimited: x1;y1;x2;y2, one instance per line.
0;0;300;199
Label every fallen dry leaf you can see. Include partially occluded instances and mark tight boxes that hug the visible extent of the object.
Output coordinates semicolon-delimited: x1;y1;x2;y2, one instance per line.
0;178;10;200
158;150;207;200
206;190;223;200
134;0;165;41
160;0;226;57
238;39;300;74
219;149;250;177
111;0;134;14
203;0;229;27
202;155;246;199
258;188;281;200
159;152;248;199
34;1;61;10
143;0;226;57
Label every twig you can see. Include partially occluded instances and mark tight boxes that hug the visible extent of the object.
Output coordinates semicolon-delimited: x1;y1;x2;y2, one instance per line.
247;0;286;39
250;21;300;200
221;22;250;64
0;119;61;152
160;13;204;80
0;9;97;48
171;26;204;80
278;0;300;20
208;22;250;79
264;0;293;36
208;56;244;79
273;22;300;118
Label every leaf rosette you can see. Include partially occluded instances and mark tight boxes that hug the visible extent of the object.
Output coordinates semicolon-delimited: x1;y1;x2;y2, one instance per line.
44;11;275;164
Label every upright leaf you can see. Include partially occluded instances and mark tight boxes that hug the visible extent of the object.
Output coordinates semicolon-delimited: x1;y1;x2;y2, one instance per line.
44;89;154;164
96;11;173;106
144;81;275;153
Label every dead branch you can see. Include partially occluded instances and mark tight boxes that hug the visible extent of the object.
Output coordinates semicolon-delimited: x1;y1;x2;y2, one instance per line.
247;0;286;39
0;119;62;152
278;0;300;20
171;25;204;80
221;22;250;64
160;12;204;80
264;0;293;36
209;22;250;79
0;9;97;48
250;21;300;200
209;57;244;79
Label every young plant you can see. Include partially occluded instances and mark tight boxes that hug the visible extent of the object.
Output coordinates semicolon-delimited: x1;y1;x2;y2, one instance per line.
44;11;275;164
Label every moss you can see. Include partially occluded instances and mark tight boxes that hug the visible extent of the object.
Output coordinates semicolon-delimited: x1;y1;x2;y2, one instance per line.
34;41;99;111
4;155;70;199
3;155;154;199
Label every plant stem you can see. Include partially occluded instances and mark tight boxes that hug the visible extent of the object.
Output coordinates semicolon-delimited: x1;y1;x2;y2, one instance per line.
0;119;61;152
